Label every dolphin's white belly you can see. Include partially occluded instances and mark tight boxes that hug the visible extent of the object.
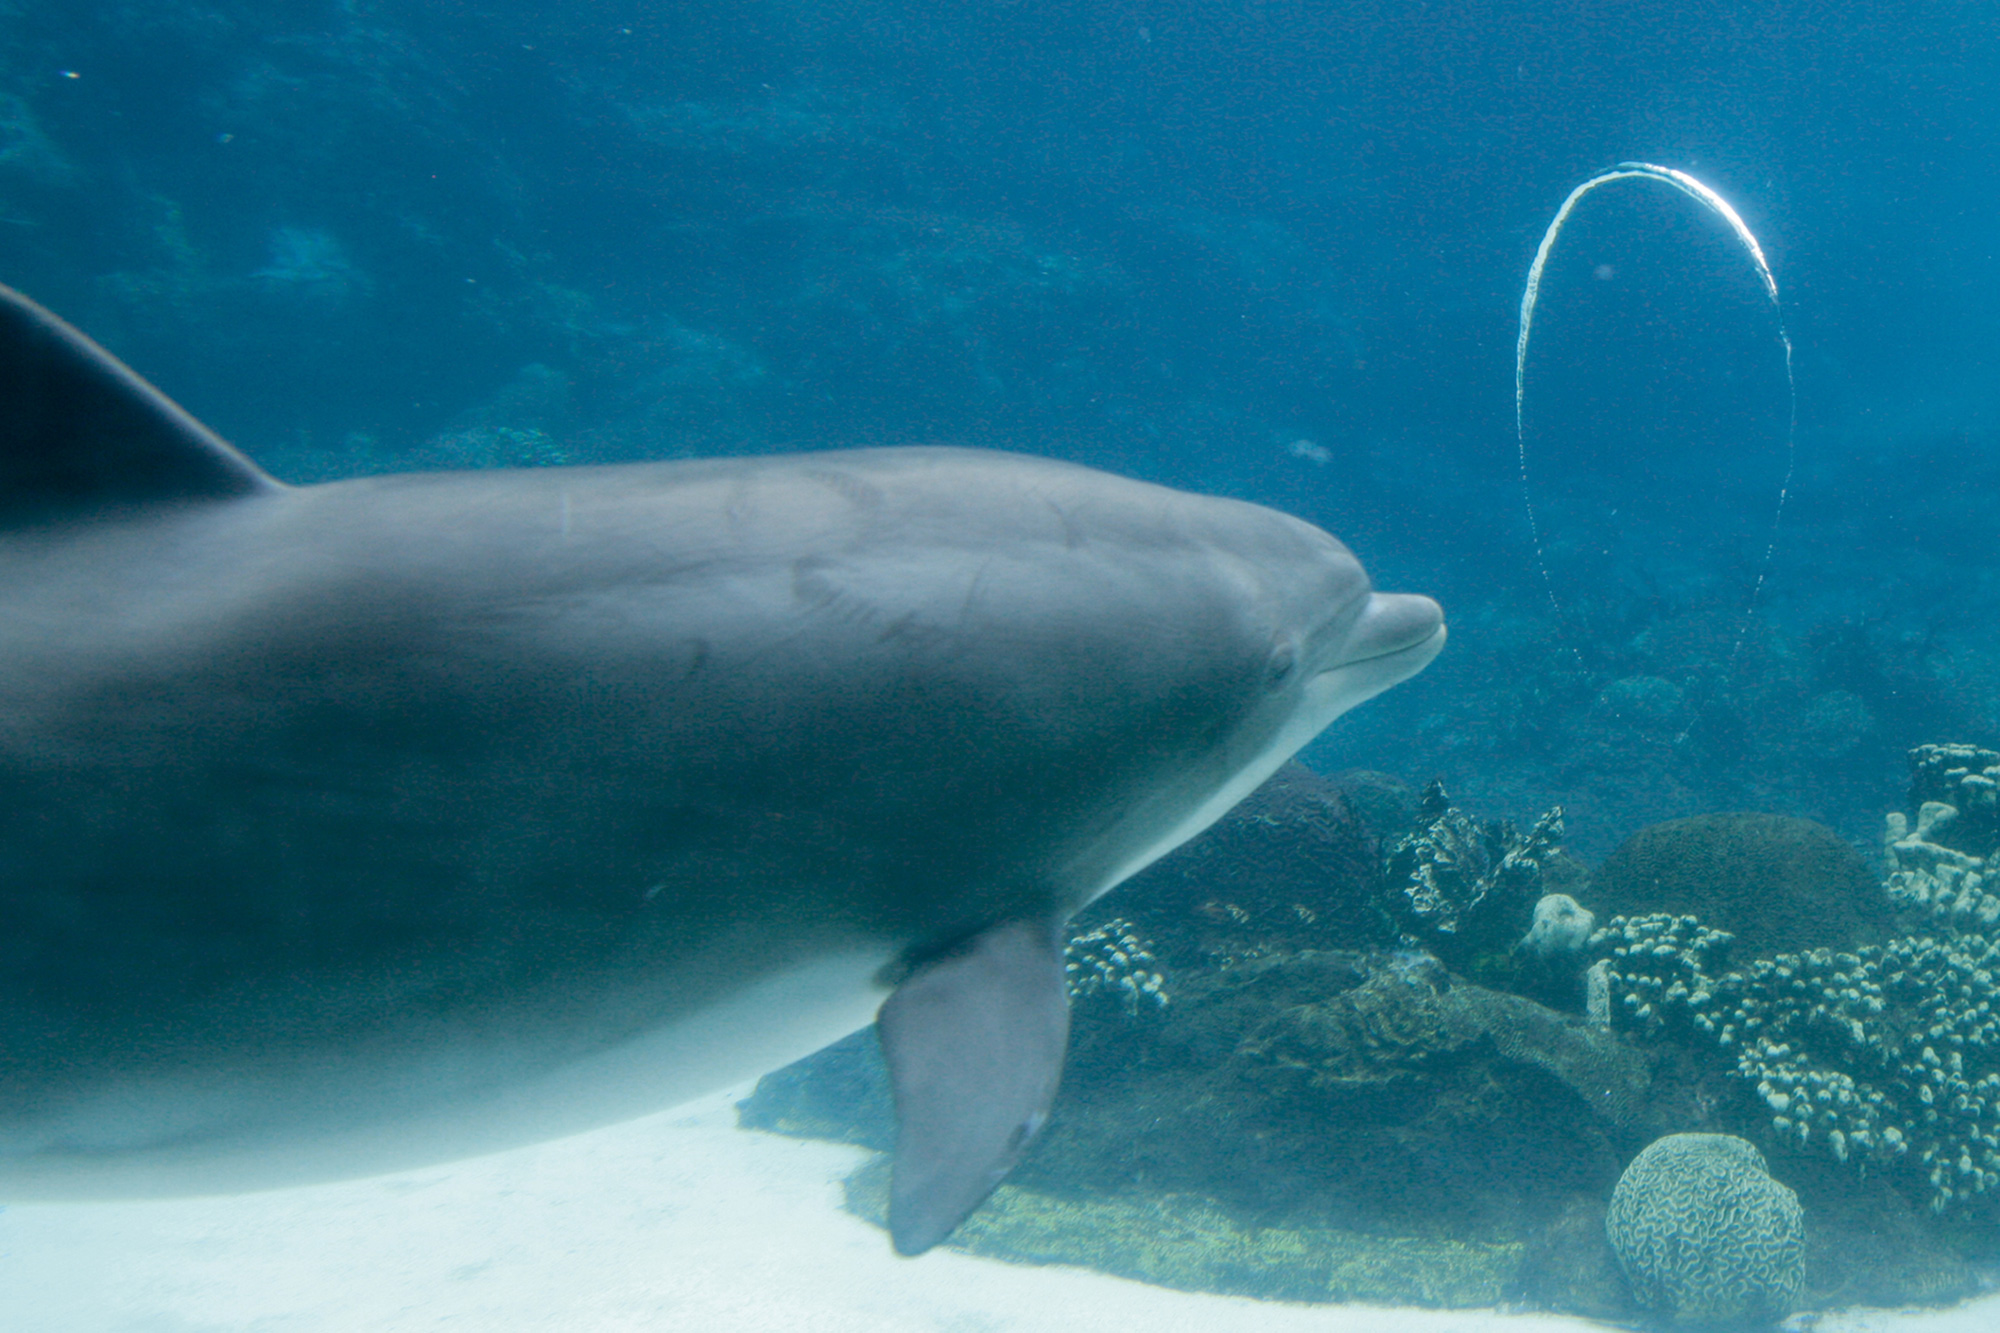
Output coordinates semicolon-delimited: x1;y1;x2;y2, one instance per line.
0;945;893;1200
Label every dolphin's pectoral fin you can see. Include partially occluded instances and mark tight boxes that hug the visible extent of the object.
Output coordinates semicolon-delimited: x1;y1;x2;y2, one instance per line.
875;914;1070;1256
0;284;280;525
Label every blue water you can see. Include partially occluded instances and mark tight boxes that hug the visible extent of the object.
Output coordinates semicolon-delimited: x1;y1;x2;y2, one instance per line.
5;0;2000;1320
6;4;1989;860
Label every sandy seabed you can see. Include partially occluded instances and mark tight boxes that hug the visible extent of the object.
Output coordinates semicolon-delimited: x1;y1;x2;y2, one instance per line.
3;1084;1995;1333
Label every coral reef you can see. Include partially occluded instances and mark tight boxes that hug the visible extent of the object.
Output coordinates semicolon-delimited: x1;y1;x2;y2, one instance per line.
1520;893;1598;963
1589;913;1735;1037
1906;743;2000;856
1604;1133;1805;1326
1883;801;2000;929
1589;813;1890;956
746;758;1980;1315
1064;918;1169;1013
1079;761;1388;966
1730;936;2000;1212
1592;913;2000;1215
1382;780;1565;967
744;947;1660;1256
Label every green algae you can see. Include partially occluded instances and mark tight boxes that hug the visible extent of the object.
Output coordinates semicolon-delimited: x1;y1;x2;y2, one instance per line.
842;1154;1524;1308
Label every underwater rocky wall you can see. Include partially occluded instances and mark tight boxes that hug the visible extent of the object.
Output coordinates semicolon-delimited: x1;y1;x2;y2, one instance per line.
744;745;2000;1321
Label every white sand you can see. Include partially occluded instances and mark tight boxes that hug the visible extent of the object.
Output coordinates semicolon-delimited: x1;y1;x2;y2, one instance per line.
2;1086;1994;1332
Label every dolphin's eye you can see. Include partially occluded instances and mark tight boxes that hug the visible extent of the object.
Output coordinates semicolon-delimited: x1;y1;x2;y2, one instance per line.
1266;636;1298;687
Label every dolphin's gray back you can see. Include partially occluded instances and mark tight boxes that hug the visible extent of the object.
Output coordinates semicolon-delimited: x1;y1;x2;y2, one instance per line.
1;454;1272;1098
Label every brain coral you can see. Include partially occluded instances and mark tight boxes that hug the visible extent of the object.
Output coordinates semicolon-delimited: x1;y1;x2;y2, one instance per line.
1605;1133;1805;1325
1590;813;1889;956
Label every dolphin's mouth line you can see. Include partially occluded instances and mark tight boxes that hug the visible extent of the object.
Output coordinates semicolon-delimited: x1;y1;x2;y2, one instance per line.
1319;623;1446;673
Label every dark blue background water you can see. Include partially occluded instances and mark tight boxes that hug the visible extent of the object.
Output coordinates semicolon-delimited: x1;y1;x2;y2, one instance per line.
2;0;1995;854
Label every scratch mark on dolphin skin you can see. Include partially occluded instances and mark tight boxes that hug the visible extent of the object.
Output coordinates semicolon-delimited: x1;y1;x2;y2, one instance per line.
790;556;838;611
560;491;571;537
682;638;710;681
1045;499;1086;550
809;468;884;511
958;558;995;627
789;557;890;634
723;476;756;532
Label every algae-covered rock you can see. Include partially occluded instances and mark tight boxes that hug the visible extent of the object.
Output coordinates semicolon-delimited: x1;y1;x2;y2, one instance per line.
1589;813;1889;955
743;948;1659;1269
1083;760;1390;963
1605;1133;1805;1326
1516;1195;1633;1320
842;1155;1524;1307
1031;948;1663;1248
1329;768;1423;844
1790;1159;1977;1313
1229;950;1652;1133
737;1026;894;1150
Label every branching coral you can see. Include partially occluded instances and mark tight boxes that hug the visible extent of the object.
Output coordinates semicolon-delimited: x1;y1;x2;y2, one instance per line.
1907;743;2000;856
1588;913;1733;1037
1883;802;2000;929
1065;918;1168;1013
1592;912;2000;1213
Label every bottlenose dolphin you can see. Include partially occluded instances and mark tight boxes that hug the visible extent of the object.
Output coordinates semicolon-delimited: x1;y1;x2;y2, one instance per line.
0;284;1443;1254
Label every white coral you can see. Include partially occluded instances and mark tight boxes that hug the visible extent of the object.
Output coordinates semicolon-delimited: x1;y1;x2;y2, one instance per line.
1519;893;1597;962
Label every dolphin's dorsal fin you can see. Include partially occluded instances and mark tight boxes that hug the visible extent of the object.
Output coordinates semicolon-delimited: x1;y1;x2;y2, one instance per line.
0;284;280;523
876;914;1071;1256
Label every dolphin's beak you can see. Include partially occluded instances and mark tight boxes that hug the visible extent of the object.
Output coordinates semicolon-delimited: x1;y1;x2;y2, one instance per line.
1341;591;1446;670
1309;591;1445;709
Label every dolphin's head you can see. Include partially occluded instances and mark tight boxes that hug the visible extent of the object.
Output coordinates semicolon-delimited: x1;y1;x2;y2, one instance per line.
676;447;1443;920
1249;519;1446;767
1076;492;1444;902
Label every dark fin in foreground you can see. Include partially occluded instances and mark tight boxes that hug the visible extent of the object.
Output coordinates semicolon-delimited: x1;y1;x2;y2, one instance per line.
0;283;279;524
876;915;1071;1256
